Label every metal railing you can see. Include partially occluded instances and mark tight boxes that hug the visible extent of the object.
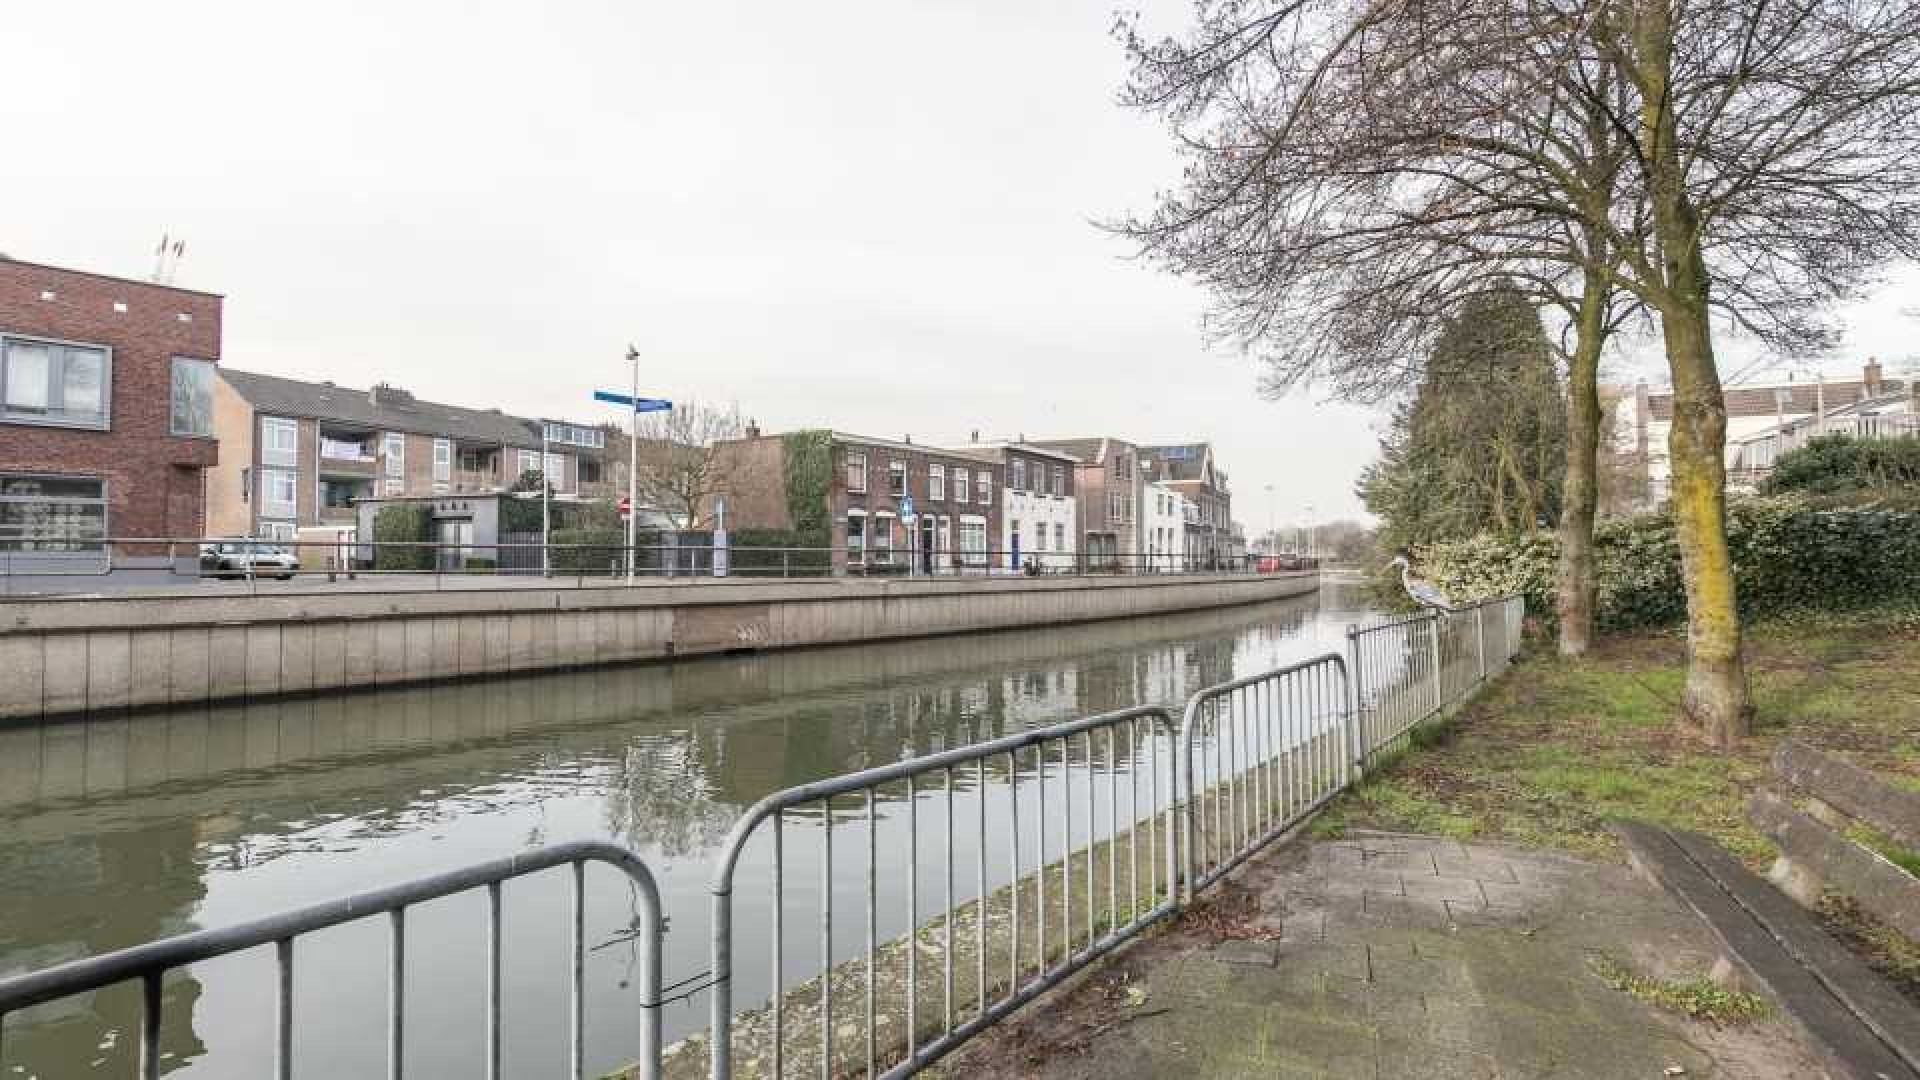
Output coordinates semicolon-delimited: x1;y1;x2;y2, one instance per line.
0;535;1295;593
1180;653;1351;898
706;705;1181;1080
0;593;1525;1080
0;841;665;1080
1346;596;1524;764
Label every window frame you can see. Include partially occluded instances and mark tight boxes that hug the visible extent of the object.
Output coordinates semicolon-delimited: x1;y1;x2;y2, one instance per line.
169;356;216;437
0;472;108;552
845;451;869;493
261;416;300;468
260;466;298;520
0;333;113;431
953;468;970;504
1051;464;1065;497
928;463;945;501
888;459;907;497
1011;458;1027;491
977;470;992;505
385;433;408;479
433;438;453;489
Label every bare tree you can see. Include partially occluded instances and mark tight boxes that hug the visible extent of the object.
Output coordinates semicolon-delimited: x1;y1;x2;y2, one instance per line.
1116;0;1920;742
631;401;747;529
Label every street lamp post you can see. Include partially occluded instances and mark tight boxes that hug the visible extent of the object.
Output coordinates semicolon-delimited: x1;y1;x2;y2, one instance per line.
626;346;640;584
541;422;552;578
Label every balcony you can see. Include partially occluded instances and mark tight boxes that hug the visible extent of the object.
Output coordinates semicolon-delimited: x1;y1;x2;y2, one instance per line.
320;433;378;475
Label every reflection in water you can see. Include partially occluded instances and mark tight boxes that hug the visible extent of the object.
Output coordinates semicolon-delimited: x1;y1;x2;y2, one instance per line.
0;584;1370;1077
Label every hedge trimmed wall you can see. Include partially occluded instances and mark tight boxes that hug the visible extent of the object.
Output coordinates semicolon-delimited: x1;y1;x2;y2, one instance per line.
371;504;435;572
1418;495;1920;632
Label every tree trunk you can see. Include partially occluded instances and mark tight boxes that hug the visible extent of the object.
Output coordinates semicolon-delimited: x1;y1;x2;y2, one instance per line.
1555;270;1606;655
1634;0;1751;744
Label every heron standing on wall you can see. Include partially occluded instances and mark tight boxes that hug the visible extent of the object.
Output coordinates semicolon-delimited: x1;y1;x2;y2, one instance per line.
1388;554;1459;611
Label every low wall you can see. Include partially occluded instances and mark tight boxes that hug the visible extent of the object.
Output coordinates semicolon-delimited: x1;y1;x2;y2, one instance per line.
0;572;1319;720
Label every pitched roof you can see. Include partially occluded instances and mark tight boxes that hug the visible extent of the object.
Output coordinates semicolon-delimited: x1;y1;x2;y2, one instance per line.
1030;437;1112;463
1138;443;1213;483
1647;377;1908;421
220;368;546;446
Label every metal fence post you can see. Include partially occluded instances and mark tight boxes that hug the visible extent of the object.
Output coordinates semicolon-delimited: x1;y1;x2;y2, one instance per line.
1345;625;1365;778
1428;613;1443;718
1474;604;1487;682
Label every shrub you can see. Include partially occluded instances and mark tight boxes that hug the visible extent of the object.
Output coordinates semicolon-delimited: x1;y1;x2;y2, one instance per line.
371;504;434;572
550;527;626;574
1765;434;1920;495
728;527;831;576
1418;495;1920;632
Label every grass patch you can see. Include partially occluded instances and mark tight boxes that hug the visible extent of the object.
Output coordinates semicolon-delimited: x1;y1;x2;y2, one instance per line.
1817;895;1920;1005
1586;953;1770;1026
1843;823;1920;878
1318;614;1920;864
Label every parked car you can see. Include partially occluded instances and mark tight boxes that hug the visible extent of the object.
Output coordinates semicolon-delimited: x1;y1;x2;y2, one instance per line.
199;539;300;580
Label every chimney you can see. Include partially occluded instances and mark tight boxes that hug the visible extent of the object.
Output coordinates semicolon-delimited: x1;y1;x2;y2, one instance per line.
904;434;912;445
369;383;415;407
969;430;980;444
745;420;762;438
1864;357;1884;397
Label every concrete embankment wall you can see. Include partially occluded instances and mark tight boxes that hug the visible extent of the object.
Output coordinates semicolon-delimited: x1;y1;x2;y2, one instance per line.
0;572;1318;720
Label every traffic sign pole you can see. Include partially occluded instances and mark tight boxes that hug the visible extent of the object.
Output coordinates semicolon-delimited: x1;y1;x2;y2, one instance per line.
627;348;639;583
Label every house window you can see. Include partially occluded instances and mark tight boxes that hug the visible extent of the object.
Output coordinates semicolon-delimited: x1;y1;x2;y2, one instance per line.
1115;454;1132;482
929;463;945;501
1011;459;1027;491
518;448;542;481
889;460;907;496
262;417;300;467
260;521;297;543
170;357;215;436
846;511;866;559
433;438;452;488
261;467;298;519
1;335;110;429
0;474;106;551
1054;523;1065;552
579;459;602;485
385;433;407;478
846;451;868;493
953;468;970;504
1051;465;1065;496
872;513;895;562
1033;521;1045;552
545;452;568;492
976;471;991;505
958;518;988;567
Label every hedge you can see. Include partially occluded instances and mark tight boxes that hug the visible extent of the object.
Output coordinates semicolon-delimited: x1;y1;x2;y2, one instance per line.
1764;434;1920;495
728;527;830;576
371;504;435;572
1417;495;1920;632
550;527;627;574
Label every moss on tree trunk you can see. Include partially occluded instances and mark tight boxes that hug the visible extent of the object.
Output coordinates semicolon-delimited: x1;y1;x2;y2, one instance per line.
1556;270;1608;656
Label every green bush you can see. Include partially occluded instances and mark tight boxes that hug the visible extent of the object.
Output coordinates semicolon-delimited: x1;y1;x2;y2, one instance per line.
550;527;626;574
1765;434;1920;494
728;527;830;576
371;504;434;572
1419;495;1920;632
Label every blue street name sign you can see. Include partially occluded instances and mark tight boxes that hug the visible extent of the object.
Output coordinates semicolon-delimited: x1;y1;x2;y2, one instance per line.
593;390;674;412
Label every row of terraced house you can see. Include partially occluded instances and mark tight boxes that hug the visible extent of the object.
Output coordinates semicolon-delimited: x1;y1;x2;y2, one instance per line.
1;255;1242;579
705;430;1240;574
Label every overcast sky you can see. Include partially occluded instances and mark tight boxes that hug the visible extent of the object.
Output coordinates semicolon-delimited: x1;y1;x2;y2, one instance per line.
6;1;1915;528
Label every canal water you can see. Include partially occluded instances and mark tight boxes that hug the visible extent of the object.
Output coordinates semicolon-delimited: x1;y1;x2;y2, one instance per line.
0;582;1374;1078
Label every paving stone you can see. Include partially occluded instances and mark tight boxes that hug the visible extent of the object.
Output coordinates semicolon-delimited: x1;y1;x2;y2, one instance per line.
1320;868;1405;896
1478;878;1559;909
1274;941;1370;981
1359;849;1440;875
1445;901;1535;929
1214;939;1278;967
1375;1036;1504;1079
1277;911;1325;944
1399;874;1488;906
1432;853;1520;883
1362;891;1452;928
1348;830;1469;858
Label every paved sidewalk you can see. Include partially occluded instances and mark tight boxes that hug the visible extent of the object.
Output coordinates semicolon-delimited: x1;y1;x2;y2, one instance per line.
949;831;1827;1079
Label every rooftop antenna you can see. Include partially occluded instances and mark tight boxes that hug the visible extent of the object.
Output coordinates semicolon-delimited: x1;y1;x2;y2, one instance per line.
150;233;186;284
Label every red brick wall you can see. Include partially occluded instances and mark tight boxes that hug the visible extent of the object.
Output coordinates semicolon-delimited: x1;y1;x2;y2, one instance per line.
0;260;222;541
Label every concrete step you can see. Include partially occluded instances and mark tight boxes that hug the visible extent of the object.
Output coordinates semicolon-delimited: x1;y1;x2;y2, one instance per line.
1613;820;1920;1080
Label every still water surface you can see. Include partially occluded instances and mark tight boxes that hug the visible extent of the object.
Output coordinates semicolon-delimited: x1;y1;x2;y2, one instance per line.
0;584;1372;1078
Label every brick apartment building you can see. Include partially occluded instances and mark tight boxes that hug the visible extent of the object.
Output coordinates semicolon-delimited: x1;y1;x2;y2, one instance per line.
1032;436;1142;564
943;440;1079;571
1138;443;1233;568
710;430;1007;572
0;257;222;573
206;369;627;541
